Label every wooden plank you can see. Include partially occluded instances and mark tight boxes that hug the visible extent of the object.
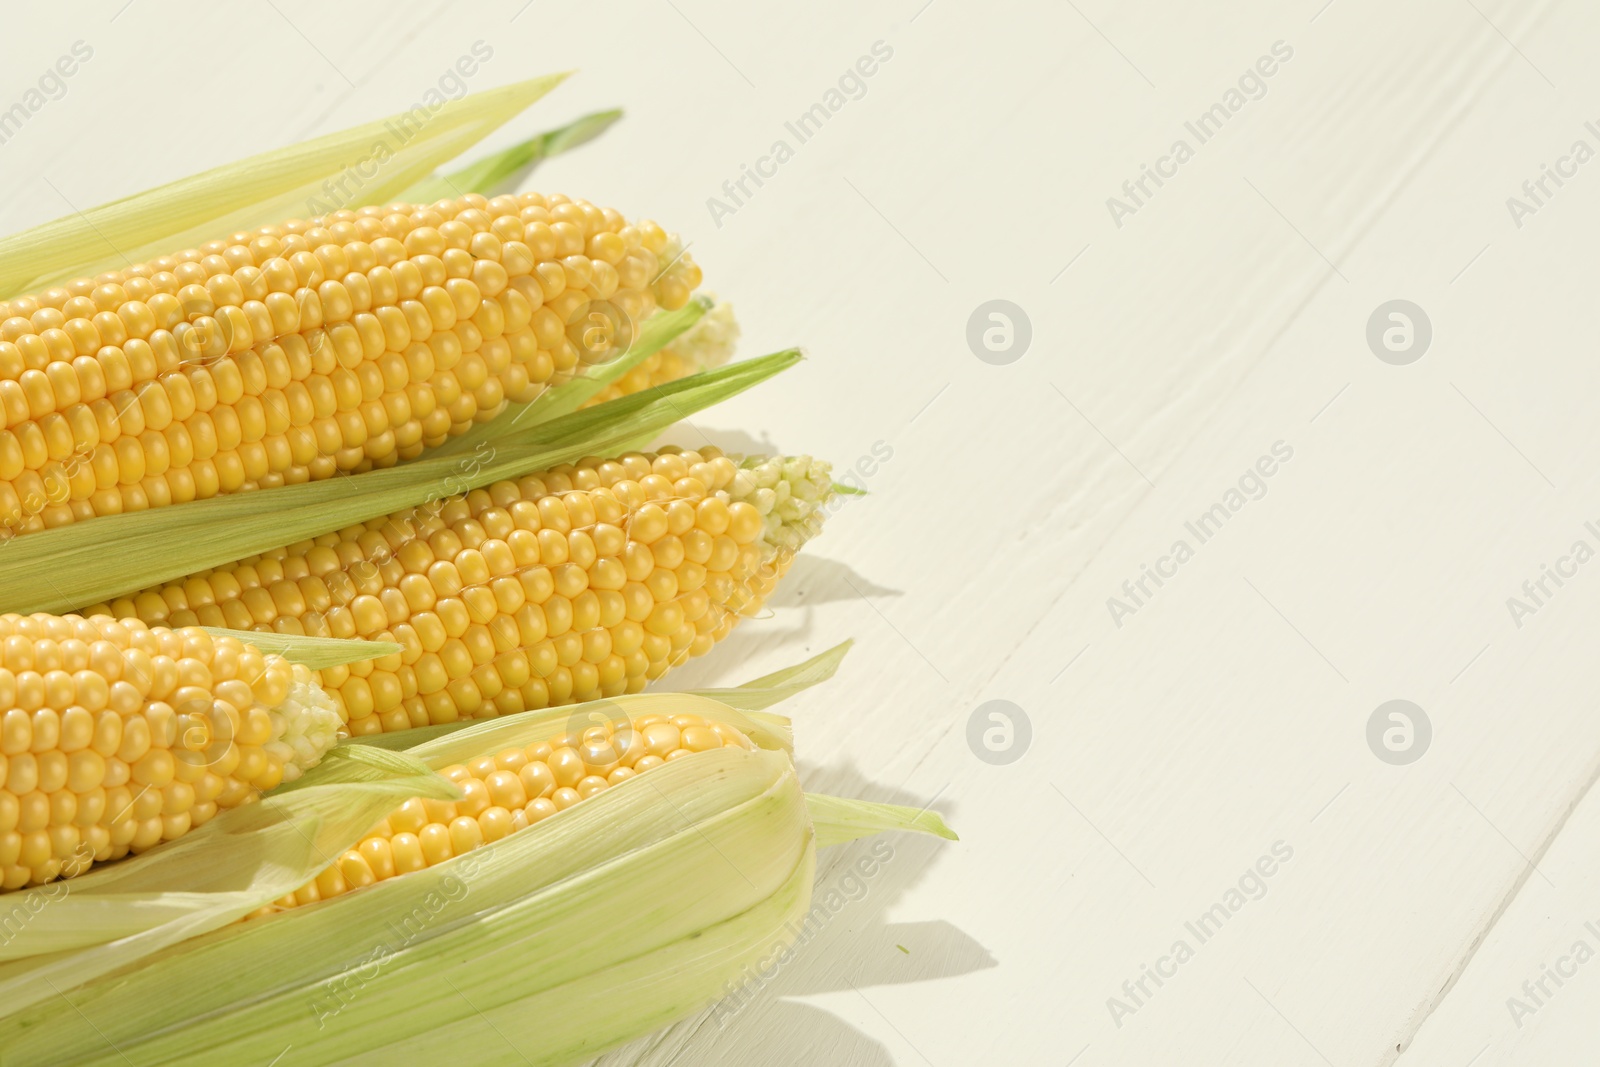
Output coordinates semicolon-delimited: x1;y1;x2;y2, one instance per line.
3;2;1596;1064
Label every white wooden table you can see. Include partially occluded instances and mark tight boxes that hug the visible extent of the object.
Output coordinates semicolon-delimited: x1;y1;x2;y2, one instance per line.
6;2;1598;1063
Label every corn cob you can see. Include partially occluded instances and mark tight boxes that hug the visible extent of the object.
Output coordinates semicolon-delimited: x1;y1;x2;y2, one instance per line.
86;447;834;735
259;708;755;913
0;192;702;537
0;656;955;1065
0;615;342;890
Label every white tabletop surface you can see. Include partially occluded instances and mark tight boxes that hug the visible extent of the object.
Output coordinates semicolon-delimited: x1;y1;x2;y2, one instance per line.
6;2;1598;1064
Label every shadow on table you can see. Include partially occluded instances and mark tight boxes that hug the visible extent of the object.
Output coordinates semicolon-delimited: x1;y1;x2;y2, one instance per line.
654;536;902;694
657;603;821;692
767;554;903;608
590;767;988;1066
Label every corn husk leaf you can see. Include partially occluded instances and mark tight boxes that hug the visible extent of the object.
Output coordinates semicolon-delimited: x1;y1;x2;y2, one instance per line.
0;646;838;970
270;741;465;794
398;107;623;203
335;693;792;760
0;748;451;1002
513;292;712;421
0;348;800;615
806;794;958;848
0;74;568;299
0;744;813;1066
0;651;954;1064
687;640;852;713
420;692;790;764
199;628;402;669
431;294;709;459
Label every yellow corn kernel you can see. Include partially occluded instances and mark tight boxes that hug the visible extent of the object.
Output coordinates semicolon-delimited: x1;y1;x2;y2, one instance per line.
0;614;342;890
261;713;754;912
88;449;834;733
0;197;703;538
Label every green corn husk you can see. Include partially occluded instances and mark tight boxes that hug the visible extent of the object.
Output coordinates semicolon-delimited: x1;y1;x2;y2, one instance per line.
0;344;801;615
0;751;455;980
805;793;958;848
0;74;572;299
200;628;402;669
399;108;623;203
428;294;712;458
0;628;446;970
688;638;855;714
0;652;954;1067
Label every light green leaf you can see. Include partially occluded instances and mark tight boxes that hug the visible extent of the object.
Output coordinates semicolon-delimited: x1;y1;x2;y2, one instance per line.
1;73;568;298
0;662;957;1062
199;628;401;669
429;296;709;459
0;349;801;615
689;640;853;713
347;690;790;760
806;794;958;848
336;718;478;752
399;107;623;202
269;742;464;796
0;747;813;1067
415;692;791;764
0;750;451;1015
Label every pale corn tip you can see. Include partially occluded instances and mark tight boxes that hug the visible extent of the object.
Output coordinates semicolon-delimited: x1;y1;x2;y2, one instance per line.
265;664;344;782
673;297;739;373
727;454;834;558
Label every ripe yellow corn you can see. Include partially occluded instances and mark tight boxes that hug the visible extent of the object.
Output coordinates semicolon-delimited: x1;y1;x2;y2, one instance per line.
0;614;341;889
0;193;702;537
87;447;834;735
0;650;955;1064
259;708;754;913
